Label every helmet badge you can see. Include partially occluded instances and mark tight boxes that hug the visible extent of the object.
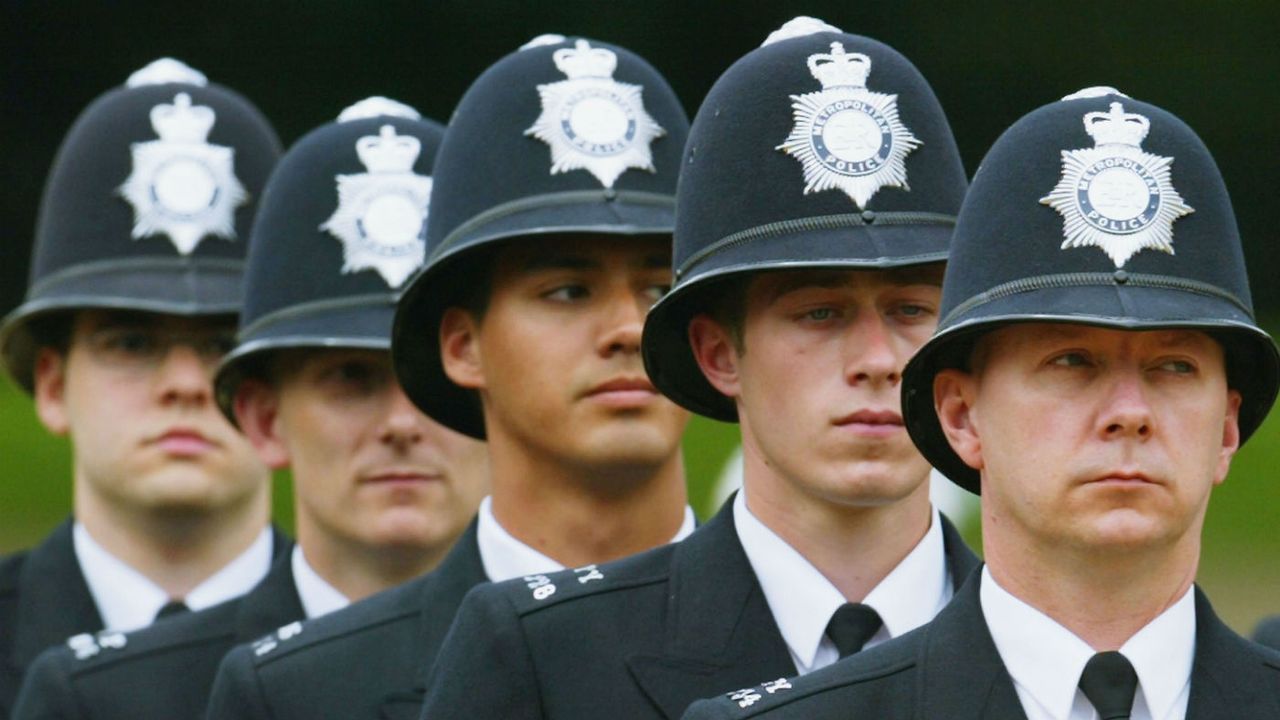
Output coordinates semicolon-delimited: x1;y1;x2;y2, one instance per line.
321;125;431;289
778;42;921;208
118;93;248;255
526;39;665;188
1041;101;1194;268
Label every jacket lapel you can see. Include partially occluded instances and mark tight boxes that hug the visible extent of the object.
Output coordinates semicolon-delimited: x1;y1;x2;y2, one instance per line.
374;521;486;718
411;521;486;680
917;569;1028;720
233;540;304;642
10;520;103;668
1185;587;1280;719
626;500;795;719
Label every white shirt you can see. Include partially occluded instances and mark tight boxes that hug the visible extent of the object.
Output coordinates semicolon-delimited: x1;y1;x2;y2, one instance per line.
734;491;952;675
290;545;351;620
73;523;274;633
476;496;696;582
980;566;1195;720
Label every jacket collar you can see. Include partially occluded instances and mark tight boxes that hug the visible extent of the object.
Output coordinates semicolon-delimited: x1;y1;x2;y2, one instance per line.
10;519;103;667
916;568;1028;719
233;535;304;642
373;522;485;719
626;499;795;718
1185;586;1280;719
410;521;487;687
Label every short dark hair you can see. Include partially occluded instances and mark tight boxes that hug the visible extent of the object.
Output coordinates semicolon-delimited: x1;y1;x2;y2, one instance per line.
701;275;749;355
449;249;496;323
27;312;73;354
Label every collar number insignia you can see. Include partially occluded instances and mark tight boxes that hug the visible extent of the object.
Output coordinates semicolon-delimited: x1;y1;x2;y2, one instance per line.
778;42;921;208
526;39;665;188
118;93;248;255
1041;102;1193;268
321;125;431;289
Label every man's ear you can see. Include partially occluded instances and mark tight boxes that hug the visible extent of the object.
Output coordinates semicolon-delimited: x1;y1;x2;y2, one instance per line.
1213;389;1243;487
687;314;742;399
440;308;485;390
33;348;70;435
934;368;983;471
234;379;291;469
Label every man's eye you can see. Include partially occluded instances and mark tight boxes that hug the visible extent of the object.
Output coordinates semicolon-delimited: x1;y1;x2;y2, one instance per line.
1050;352;1089;367
197;334;237;359
546;286;588;301
643;284;671;302
103;330;158;355
805;308;837;321
335;362;376;383
1158;359;1196;374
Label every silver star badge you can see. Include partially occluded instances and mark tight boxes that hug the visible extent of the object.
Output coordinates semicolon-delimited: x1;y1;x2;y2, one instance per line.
526;39;665;188
1041;101;1193;268
778;42;921;208
118;93;247;255
320;125;431;289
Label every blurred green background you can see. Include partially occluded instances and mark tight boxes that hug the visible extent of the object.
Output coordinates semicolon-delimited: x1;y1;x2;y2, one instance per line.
1;1;1277;635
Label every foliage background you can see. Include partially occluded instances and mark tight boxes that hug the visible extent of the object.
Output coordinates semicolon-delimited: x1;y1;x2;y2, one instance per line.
0;1;1276;633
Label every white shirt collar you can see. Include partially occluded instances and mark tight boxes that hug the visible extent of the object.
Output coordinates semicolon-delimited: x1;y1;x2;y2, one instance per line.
290;545;351;620
733;491;951;675
476;496;696;583
980;566;1195;720
73;522;274;632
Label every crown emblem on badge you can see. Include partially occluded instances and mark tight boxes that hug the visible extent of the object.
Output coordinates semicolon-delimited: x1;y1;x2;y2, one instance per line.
356;125;421;173
778;42;921;208
151;93;216;143
526;39;665;188
553;40;617;79
1041;101;1193;268
809;44;871;88
321;124;431;289
118;92;248;255
1084;102;1150;147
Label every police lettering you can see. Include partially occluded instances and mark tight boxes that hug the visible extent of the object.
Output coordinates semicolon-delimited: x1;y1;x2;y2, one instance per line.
525;574;557;600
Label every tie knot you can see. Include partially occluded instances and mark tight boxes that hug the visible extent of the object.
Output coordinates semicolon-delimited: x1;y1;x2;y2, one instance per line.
825;602;883;659
1078;651;1138;720
154;599;190;621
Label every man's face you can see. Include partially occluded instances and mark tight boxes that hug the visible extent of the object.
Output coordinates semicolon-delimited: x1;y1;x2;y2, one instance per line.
936;324;1241;553
694;267;942;508
34;310;269;514
238;349;488;554
442;235;688;477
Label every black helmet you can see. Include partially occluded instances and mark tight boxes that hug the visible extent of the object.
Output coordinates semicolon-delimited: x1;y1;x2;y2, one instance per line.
392;35;690;438
901;87;1280;494
214;98;445;423
0;58;280;392
642;19;967;421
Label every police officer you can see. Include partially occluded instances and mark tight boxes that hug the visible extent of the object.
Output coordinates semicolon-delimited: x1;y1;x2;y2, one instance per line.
10;98;490;720
0;59;281;718
203;35;693;720
419;19;979;720
684;87;1280;719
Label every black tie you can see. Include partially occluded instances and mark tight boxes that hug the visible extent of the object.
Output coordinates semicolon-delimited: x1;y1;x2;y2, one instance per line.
825;602;883;658
154;599;190;621
1078;651;1139;720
